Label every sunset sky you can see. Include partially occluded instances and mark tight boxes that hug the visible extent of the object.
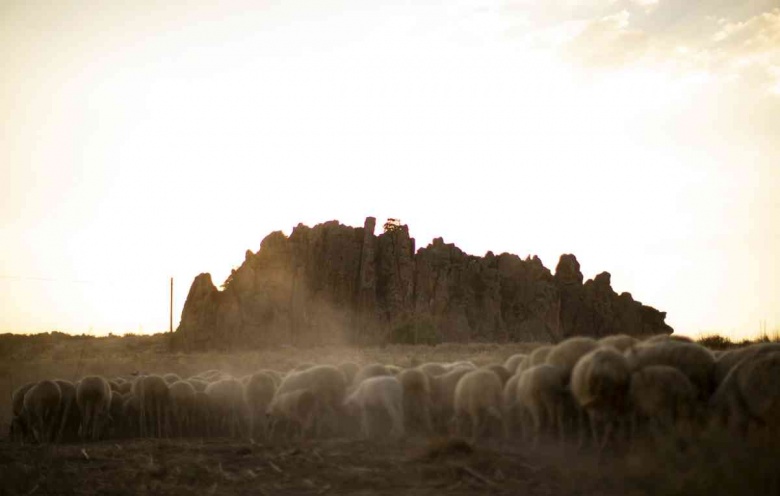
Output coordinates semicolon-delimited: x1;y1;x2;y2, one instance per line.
2;0;779;338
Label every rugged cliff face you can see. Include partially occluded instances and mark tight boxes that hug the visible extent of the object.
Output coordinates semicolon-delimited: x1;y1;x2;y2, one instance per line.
173;218;672;350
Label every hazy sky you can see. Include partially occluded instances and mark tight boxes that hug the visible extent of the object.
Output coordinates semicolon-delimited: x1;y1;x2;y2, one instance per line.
2;0;779;338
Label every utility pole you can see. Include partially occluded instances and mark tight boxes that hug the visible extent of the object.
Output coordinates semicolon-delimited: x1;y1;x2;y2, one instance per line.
170;277;174;333
169;277;174;352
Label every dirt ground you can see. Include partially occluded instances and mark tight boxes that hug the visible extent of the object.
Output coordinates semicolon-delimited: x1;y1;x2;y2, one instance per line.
1;435;647;496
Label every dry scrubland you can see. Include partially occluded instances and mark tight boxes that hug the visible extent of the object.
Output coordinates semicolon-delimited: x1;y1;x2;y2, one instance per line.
2;332;780;496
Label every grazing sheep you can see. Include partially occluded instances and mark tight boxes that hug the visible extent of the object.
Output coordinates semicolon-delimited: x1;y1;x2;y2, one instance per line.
398;368;433;434
446;361;477;372
54;379;80;442
121;394;141;438
418;363;448;377
502;372;531;439
76;376;112;441
163;373;182;385
23;380;62;443
429;367;474;432
599;334;638;352
194;369;221;381
133;375;171;438
504;354;528;375
629;365;697;438
267;389;319;441
259;369;283;389
192;391;212;437
108;391;124;438
169;380;197;437
571;348;631;449
338;362;360;384
734;352;780;432
243;371;277;441
516;365;570;446
528;345;553;367
108;381;120;393
352;363;391;387
453;369;503;442
277;365;348;436
644;334;693;344
386;365;403;376
343;376;404;440
289;362;316;374
483;364;511;386
9;382;35;442
205;378;245;438
626;341;716;401
186;378;209;393
514;356;532;375
711;351;780;437
546;337;599;379
714;343;780;385
116;382;133;395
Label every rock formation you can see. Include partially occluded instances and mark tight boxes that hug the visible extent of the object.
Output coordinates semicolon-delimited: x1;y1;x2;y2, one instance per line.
174;218;672;350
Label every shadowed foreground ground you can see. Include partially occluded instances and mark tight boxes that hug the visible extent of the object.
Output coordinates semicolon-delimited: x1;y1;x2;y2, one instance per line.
0;436;643;496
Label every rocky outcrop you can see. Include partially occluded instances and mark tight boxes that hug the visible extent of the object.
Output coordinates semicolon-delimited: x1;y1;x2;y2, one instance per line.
174;218;672;350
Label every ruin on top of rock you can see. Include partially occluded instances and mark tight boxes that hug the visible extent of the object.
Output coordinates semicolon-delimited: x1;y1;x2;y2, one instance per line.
174;217;672;350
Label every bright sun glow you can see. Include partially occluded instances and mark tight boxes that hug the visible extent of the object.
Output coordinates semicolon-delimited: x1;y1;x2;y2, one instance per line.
1;1;779;339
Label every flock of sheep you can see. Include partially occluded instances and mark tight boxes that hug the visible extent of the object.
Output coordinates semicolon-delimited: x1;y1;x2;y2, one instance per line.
8;334;780;451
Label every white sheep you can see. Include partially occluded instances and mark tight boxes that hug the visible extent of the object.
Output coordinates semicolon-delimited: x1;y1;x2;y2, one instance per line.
163;372;181;386
710;350;780;437
714;343;780;385
343;376;404;440
168;380;197;437
598;334;638;352
10;382;35;442
337;362;360;384
626;341;716;402
629;365;697;438
418;362;448;377
546;337;599;379
429;367;474;433
54;379;80;442
133;375;172;438
398;368;433;434
502;372;523;439
243;371;277;441
515;364;570;447
186;378;209;393
22;380;62;443
528;345;553;367
76;376;112;441
276;365;348;436
453;369;503;442
108;391;124;438
483;364;511;386
445;361;477;372
385;365;403;376
205;378;245;438
570;348;631;450
121;394;141;438
504;354;528;375
266;389;319;441
643;334;693;344
352;363;391;387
